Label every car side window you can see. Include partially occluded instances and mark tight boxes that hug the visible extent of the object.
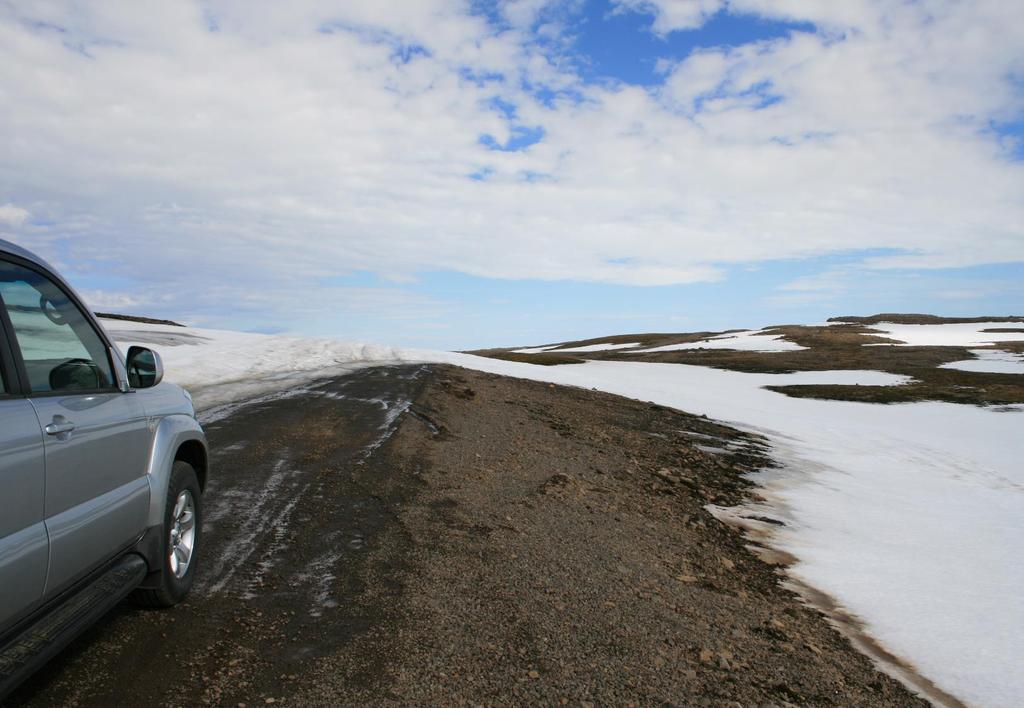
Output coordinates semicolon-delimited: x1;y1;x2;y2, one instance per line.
0;261;115;393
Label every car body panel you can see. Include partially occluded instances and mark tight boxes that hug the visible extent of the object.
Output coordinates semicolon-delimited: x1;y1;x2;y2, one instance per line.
42;477;150;595
0;399;48;630
32;389;153;596
31;393;152;520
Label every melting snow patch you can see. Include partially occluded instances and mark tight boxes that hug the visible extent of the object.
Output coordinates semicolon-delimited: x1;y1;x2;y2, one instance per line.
863;322;1024;347
629;329;806;353
766;369;912;386
940;349;1024;375
550;341;641;352
511;345;559;354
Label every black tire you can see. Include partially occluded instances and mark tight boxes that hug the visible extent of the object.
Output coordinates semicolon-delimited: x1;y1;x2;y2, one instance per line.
131;461;202;608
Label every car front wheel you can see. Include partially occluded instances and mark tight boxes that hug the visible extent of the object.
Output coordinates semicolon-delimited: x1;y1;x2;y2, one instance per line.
132;461;203;607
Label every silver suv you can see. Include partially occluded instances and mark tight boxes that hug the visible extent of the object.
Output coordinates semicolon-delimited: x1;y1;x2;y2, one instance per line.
0;239;207;697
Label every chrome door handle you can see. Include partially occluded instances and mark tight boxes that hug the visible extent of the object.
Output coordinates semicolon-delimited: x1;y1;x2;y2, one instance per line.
45;418;76;435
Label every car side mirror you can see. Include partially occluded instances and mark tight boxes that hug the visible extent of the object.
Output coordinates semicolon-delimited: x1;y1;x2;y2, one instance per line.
126;346;164;389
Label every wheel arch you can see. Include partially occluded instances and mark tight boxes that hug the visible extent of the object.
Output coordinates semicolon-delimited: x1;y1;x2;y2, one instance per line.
134;415;208;574
174;439;208;491
144;415;208;529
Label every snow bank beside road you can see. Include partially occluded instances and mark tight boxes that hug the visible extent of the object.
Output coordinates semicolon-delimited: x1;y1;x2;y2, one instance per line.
106;318;1022;706
103;319;423;411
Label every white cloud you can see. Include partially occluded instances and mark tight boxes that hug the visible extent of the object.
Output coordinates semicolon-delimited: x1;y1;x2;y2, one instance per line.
0;203;29;227
0;1;1021;327
613;0;726;33
77;289;153;311
772;265;1024;311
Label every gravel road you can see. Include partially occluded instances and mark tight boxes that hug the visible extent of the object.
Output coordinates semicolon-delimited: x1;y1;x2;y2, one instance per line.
8;364;929;706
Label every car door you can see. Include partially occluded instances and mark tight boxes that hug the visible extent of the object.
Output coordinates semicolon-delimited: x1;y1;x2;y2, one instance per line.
0;318;47;632
0;258;151;598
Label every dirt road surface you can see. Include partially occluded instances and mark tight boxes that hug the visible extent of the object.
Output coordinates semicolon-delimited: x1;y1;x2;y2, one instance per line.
8;365;927;706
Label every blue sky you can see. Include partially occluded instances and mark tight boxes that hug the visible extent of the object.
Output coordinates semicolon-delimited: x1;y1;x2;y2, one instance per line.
1;0;1022;348
567;1;815;86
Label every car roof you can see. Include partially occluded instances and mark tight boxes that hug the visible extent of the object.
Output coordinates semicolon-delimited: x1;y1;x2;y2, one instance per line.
0;238;54;271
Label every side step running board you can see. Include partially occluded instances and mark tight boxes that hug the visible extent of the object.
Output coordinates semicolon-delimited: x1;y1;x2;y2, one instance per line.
0;554;147;700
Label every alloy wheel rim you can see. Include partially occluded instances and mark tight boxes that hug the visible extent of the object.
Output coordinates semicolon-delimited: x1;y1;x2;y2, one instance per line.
169;490;196;579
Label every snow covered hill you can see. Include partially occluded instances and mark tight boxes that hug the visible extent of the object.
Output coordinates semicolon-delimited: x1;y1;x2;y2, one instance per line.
106;318;1023;707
